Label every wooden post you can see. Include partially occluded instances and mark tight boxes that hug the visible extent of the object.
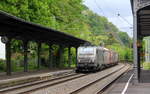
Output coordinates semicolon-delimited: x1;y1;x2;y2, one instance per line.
68;46;71;67
37;42;41;70
5;38;11;75
49;44;53;69
23;41;28;72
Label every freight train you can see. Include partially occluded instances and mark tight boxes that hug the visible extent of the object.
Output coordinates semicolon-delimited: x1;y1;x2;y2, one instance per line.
76;46;118;72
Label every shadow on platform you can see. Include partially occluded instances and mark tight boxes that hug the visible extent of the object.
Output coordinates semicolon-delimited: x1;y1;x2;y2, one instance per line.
140;70;150;83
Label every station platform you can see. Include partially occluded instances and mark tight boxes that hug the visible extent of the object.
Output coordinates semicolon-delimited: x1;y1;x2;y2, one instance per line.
103;69;150;94
0;69;74;89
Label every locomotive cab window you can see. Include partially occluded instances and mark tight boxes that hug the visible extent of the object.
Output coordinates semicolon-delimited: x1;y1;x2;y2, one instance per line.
78;47;95;56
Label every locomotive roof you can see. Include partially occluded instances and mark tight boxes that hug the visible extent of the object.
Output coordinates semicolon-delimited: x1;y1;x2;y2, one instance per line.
79;46;108;50
78;46;117;53
102;47;109;50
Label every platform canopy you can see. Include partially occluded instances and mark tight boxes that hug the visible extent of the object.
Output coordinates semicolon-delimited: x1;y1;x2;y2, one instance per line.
138;6;150;36
0;11;89;47
131;0;150;36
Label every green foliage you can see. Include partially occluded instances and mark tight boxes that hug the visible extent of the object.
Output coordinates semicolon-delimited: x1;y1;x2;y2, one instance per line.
0;0;133;71
0;59;5;71
143;62;150;70
118;32;132;47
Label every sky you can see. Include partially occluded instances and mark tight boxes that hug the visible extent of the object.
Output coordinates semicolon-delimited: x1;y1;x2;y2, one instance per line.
0;39;5;59
83;0;133;37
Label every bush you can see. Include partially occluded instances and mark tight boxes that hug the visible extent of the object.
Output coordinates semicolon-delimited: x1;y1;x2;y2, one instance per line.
143;62;150;70
0;59;6;72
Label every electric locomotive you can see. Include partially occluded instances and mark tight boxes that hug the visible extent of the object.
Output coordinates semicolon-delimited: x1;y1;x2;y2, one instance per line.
76;46;118;72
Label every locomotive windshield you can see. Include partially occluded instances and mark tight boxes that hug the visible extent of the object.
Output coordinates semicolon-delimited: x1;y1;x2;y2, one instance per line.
78;47;95;56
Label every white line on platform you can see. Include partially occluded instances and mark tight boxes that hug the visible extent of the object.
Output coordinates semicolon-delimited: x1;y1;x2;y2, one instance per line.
121;73;134;94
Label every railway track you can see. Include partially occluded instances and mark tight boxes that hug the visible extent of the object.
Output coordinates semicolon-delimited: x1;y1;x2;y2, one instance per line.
0;73;87;94
0;64;130;94
70;64;130;94
30;64;128;94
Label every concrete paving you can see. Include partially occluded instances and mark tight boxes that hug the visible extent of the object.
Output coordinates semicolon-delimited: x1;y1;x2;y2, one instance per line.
0;69;74;89
0;69;73;80
103;69;150;94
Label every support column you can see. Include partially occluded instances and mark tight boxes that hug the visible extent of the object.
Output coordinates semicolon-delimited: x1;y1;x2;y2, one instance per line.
5;38;11;75
59;45;63;68
145;39;148;62
49;44;53;69
137;43;141;81
37;42;41;70
75;47;78;66
23;41;28;72
133;11;139;83
68;46;71;67
137;37;143;82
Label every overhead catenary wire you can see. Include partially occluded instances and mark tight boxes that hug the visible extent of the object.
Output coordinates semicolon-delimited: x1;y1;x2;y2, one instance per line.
110;32;126;47
102;0;133;46
94;0;107;17
92;0;125;46
117;13;133;26
117;13;133;36
94;0;132;27
102;0;133;27
101;0;131;30
92;0;129;46
102;0;133;37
